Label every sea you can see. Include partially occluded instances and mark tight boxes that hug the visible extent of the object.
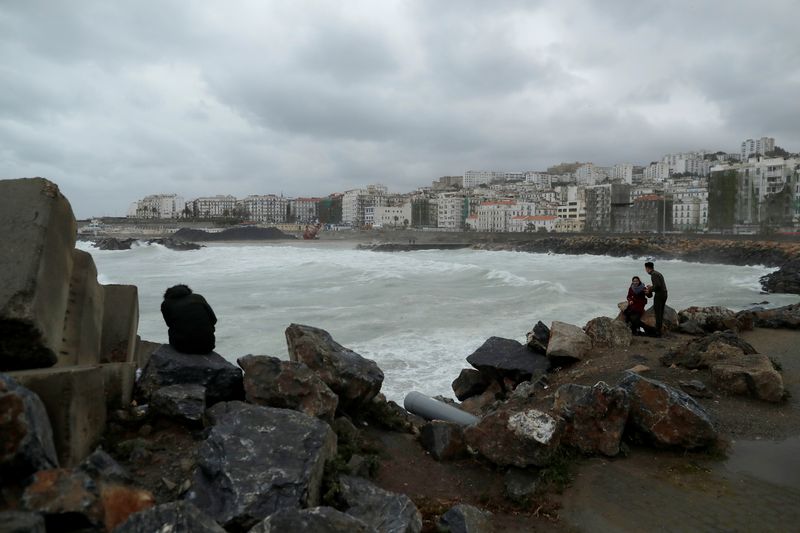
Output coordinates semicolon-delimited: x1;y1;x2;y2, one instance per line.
77;240;798;403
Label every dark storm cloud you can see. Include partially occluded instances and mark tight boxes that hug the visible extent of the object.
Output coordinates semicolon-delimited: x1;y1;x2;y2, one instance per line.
0;0;798;217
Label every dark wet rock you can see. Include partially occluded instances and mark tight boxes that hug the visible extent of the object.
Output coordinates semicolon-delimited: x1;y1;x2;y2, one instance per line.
346;454;373;478
466;337;550;386
710;353;785;402
504;467;539;504
147;237;202;251
237;354;338;422
420;421;469;461
93;237;137;250
115;501;225;533
285;324;383;412
737;302;800;329
546;322;592;363
553;382;630;457
679;380;712;399
641;305;679;332
464;406;562;467
360;394;424;435
78;448;134;485
0;511;45;533
661;331;758;369
583;317;632;349
677;306;748;333
250;506;376;533
759;258;800;295
22;468;104;527
451;369;489;401
0;374;58;478
338;475;422;533
136;344;243;405
677;319;705;335
619;373;717;449
459;382;504;417
525;321;550;354
439;503;493;533
173;226;296;241
151;384;207;424
186;401;336;531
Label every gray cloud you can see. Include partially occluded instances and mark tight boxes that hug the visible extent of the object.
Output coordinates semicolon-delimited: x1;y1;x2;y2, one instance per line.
0;0;798;217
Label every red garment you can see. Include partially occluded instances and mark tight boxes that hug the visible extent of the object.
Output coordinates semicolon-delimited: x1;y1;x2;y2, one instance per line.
627;286;647;315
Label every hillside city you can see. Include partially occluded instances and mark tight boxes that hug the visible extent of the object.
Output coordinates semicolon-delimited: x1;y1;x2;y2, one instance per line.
127;136;800;235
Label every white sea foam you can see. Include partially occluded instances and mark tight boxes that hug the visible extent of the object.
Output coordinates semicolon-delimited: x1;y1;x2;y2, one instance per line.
82;241;798;402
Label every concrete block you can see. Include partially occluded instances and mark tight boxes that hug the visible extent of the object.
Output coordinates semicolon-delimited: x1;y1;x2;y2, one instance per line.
100;362;136;410
100;285;139;364
134;337;161;369
8;366;107;467
59;250;105;366
0;178;77;371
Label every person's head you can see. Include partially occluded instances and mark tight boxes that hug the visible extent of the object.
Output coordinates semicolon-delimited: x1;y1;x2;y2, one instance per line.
164;284;192;300
631;276;642;286
644;261;654;274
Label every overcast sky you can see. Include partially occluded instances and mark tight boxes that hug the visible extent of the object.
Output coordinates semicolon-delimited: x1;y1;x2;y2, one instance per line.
1;1;798;218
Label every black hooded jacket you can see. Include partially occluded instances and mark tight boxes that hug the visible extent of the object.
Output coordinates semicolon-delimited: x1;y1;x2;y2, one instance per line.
160;285;217;354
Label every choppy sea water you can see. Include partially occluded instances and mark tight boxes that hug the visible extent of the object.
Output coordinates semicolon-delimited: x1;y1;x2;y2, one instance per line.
78;241;798;402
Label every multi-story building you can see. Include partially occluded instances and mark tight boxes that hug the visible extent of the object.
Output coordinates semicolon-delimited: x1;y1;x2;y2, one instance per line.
644;162;670;181
374;204;412;228
611;163;633;184
318;194;343;224
289;197;320;223
436;194;469;229
575;163;606;186
191;195;237;218
474;200;516;232
240;194;287;223
584;184;631;232
613;194;673;233
509;215;558;232
130;194;186;219
463;171;502;188
741;137;776;160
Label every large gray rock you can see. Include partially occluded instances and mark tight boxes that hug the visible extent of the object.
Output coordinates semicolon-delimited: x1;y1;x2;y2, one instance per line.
22;468;104;527
186;401;337;531
439;504;493;533
710;353;785;402
464;406;562;467
641;305;679;332
546;321;592;363
151;384;206;424
0;374;58;477
237;354;338;422
525;321;550;354
77;448;134;485
677;306;745;333
466;337;550;386
115;501;225;533
451;369;489;401
136;344;243;405
619;373;717;449
338;475;422;533
419;420;468;461
737;302;800;329
661;331;758;369
285;324;383;411
553;382;629;457
583;317;632;349
503;468;539;504
0;511;46;533
250;507;376;533
0;178;76;371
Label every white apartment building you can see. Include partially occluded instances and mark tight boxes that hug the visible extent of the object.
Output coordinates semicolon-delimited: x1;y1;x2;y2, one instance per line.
373;204;412;228
437;194;467;229
240;194;287;223
575;163;602;186
463;171;499;188
130;194;186;219
611;163;633;184
289;197;320;223
741;137;775;160
192;195;237;218
475;200;516;232
644;162;670;181
672;197;707;230
524;172;552;188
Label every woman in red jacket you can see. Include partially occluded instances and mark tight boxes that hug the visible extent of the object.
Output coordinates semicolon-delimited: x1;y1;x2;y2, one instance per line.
624;276;648;335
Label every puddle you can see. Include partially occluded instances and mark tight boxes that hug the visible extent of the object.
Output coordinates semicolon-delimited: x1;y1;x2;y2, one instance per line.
725;436;800;490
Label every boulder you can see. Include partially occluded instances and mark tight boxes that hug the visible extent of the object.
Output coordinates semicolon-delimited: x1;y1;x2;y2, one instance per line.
464;407;561;467
640;305;679;332
338;475;422;533
135;344;244;405
186;401;337;531
0;374;58;478
0;178;76;371
237;354;338;422
678;380;712;399
22;468;104;527
583;317;632;349
661;331;758;369
439;504;493;533
451;369;489;401
360;394;424;435
710;353;785;402
459;382;503;417
552;382;630;457
0;511;45;533
115;501;226;533
285;324;383;411
419;421;469;461
151;384;207;424
677;319;705;335
503;468;539;504
77;448;134;485
525;321;550;354
759;258;800;295
250;507;376;533
618;373;717;449
677;306;744;333
546;322;592;364
466;337;549;386
737;303;800;329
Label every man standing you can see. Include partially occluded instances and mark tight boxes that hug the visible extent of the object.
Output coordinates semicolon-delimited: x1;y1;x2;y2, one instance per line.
644;261;668;337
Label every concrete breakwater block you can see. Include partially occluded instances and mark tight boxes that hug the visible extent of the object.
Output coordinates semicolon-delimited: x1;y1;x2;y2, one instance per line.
100;285;139;364
60;249;105;366
0;177;77;371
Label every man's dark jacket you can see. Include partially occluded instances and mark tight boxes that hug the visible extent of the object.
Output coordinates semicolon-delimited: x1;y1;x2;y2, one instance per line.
160;286;217;354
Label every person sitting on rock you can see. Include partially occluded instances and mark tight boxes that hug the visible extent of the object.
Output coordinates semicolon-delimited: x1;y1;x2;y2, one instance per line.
624;276;648;335
160;284;217;354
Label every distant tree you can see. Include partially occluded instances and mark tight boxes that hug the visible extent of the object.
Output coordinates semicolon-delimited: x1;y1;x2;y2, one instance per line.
765;146;790;158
